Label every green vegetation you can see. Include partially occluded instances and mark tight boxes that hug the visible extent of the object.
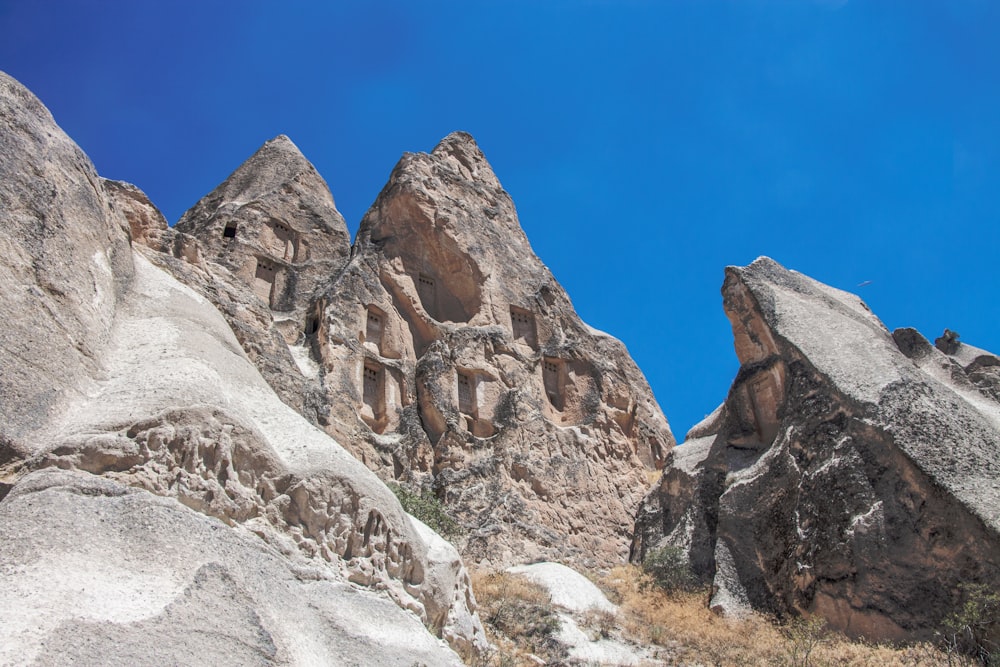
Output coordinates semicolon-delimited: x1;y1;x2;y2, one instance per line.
387;482;463;541
940;583;1000;666
640;544;698;594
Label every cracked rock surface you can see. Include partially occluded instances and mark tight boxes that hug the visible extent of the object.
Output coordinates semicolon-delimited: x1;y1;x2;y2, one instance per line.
633;257;1000;641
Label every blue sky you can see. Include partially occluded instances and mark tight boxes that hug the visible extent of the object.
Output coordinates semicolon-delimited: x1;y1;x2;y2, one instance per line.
3;1;998;438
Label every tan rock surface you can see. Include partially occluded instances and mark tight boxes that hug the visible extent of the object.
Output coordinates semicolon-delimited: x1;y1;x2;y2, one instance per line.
633;257;1000;641
103;177;170;250
146;128;675;569
174;133;351;316
0;71;134;453
129;135;354;426
0;70;485;662
305;132;675;567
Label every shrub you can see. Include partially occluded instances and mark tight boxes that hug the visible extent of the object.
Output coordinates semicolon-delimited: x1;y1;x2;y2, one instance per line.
783;616;829;667
388;482;463;541
940;583;1000;666
640;544;698;594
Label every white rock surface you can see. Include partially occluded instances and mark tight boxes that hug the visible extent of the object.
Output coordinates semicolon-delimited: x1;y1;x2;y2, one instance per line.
507;562;654;666
0;469;464;667
0;69;486;663
507;562;615;613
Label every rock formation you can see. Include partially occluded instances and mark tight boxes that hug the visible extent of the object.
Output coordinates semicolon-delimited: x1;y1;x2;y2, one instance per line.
301;133;673;567
111;135;349;427
0;69;484;664
169;130;676;569
633;257;1000;642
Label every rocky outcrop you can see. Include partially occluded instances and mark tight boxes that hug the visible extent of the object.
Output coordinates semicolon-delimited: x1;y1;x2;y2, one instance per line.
296;132;675;568
0;70;485;662
0;469;468;667
0;71;134;454
115;136;353;426
168;130;675;568
633;257;1000;641
103;178;170;250
173;133;351;318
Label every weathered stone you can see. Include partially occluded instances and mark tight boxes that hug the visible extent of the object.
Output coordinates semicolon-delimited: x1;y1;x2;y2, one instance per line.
0;71;133;454
175;133;351;316
0;469;466;667
140;136;355;426
0;70;486;660
301;132;675;568
103;178;170;251
634;257;1000;642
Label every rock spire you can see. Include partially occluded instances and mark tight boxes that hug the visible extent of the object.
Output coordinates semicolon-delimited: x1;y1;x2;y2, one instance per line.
305;131;675;567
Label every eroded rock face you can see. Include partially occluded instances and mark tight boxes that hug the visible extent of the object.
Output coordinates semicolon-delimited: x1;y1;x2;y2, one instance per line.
0;71;133;453
633;257;1000;642
103;178;170;250
0;70;485;661
150;129;673;568
174;134;351;317
306;133;674;568
0;469;466;667
124;136;354;426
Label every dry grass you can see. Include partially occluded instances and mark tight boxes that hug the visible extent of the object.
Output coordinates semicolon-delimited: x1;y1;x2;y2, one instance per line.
468;569;566;666
596;564;950;666
467;563;954;666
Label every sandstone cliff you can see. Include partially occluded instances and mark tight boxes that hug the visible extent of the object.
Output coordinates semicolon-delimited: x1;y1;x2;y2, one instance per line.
172;130;676;569
633;257;1000;641
0;70;484;664
306;133;673;567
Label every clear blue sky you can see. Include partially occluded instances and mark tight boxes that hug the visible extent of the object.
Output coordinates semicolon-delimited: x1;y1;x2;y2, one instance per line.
3;1;998;438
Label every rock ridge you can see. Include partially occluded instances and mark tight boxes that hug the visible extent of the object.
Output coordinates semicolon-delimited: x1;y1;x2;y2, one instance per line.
299;130;675;567
633;256;1000;642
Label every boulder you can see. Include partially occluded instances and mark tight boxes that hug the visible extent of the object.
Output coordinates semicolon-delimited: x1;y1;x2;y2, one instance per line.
633;257;1000;641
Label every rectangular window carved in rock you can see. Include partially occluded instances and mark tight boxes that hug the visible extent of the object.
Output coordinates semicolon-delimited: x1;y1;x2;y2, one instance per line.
363;362;384;418
253;259;276;305
543;358;564;410
510;306;537;349
417;274;437;319
223;222;238;239
365;307;384;350
457;371;475;415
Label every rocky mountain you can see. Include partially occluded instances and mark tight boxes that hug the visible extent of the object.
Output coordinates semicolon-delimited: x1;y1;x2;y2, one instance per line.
633;257;1000;642
4;64;999;664
170;130;675;569
0;70;483;664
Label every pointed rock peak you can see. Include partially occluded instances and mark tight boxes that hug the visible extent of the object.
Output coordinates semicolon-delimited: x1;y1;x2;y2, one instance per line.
219;134;324;196
430;130;480;156
425;131;501;189
175;132;351;287
176;131;347;238
252;134;307;161
727;256;802;289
